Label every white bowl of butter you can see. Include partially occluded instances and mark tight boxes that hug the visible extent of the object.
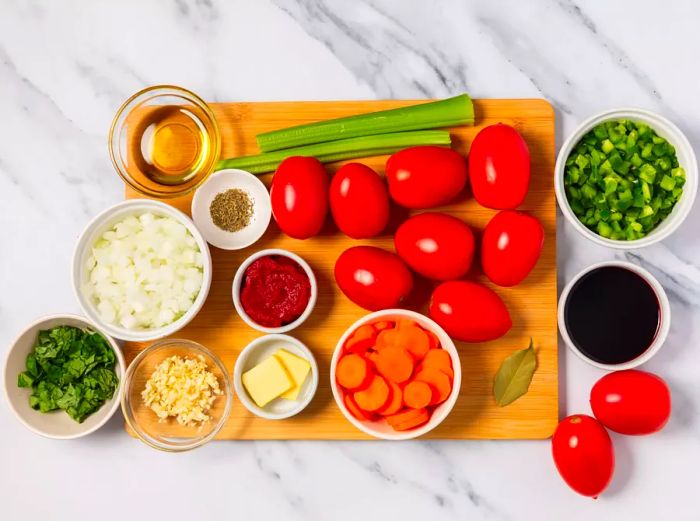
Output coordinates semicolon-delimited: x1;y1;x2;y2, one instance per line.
233;334;318;420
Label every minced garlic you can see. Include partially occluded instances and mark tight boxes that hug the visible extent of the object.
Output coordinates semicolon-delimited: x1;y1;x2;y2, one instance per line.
141;354;222;426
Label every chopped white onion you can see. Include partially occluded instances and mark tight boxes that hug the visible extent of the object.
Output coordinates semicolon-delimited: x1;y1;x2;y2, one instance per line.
83;212;204;330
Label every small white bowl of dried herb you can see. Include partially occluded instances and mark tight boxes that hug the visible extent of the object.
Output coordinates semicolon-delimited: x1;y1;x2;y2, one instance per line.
191;169;272;250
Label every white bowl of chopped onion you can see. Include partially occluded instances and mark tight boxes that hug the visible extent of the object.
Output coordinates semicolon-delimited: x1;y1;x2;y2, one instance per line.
72;200;213;342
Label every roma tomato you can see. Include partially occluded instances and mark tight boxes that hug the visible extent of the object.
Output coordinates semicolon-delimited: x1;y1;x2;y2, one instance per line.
270;156;329;239
394;212;475;280
335;246;413;311
590;370;671;435
552;415;615;498
428;281;511;342
469;124;530;209
385;146;467;209
330;163;389;239
481;210;544;287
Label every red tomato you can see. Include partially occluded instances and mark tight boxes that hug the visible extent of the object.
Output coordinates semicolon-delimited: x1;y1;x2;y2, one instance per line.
385;146;467;209
552;415;615;498
335;246;413;311
394;212;475;281
590;370;671;435
481;210;544;287
270;156;329;239
469;124;530;209
330;163;389;239
428;281;511;342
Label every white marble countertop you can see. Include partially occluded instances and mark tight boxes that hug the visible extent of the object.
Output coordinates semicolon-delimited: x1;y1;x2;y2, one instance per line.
1;1;698;519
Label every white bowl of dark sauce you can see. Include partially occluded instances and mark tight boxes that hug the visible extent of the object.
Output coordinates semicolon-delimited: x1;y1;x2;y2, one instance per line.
558;260;670;370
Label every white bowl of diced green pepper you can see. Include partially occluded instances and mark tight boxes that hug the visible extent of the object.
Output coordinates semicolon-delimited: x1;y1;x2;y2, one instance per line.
555;108;697;248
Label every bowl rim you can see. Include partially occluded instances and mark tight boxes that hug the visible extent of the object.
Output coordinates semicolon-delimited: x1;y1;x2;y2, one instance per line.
232;333;319;420
231;248;317;334
190;168;272;250
330;309;462;440
557;260;671;370
120;338;233;452
108;84;222;199
71;199;213;342
554;107;698;249
3;313;125;440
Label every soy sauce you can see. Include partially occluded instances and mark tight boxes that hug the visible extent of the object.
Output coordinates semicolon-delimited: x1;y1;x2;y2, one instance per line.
564;266;660;365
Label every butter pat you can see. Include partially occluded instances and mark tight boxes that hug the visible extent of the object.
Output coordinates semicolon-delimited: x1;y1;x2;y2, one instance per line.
242;356;293;408
274;349;311;401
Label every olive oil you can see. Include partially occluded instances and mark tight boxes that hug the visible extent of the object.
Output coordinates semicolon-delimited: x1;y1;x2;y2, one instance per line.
110;86;221;198
131;105;214;186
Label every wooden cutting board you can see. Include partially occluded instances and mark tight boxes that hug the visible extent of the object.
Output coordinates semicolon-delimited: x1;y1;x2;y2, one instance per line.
124;98;558;439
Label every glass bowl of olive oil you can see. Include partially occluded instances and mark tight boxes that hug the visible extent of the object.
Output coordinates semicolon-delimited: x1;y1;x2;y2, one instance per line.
109;85;221;198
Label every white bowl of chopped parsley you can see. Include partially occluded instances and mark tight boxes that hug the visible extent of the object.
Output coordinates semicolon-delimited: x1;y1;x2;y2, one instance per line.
555;108;697;248
3;314;124;439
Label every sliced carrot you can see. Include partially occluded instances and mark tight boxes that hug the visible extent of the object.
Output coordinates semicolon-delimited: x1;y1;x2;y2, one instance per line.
377;321;431;361
366;349;379;364
366;350;380;367
414;368;452;405
421;349;454;378
374;346;414;384
375;328;400;350
403;381;433;409
336;354;373;391
395;325;430;360
395;319;415;330
373;320;395;331
345;324;378;355
377;380;403;416
392;409;430;431
345;393;372;421
424;329;440;350
354;374;390;412
385;407;427;428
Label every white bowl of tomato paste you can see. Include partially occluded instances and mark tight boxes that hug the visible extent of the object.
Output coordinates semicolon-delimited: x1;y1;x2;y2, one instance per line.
232;249;317;334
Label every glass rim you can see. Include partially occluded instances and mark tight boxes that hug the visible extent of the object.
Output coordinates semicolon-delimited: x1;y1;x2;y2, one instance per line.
108;85;221;199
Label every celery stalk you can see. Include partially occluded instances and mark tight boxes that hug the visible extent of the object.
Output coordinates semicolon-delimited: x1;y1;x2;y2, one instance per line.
215;130;452;174
256;94;473;152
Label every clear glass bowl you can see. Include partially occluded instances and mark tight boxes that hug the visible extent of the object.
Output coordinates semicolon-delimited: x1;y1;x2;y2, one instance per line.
121;339;232;451
109;85;221;199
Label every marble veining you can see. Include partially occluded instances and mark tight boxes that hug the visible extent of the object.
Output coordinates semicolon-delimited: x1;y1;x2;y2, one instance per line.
1;1;698;519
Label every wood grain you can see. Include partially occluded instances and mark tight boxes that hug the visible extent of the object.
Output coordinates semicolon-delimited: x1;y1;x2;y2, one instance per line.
125;98;558;439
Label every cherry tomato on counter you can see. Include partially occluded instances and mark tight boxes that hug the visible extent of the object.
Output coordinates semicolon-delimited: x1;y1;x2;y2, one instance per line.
552;415;615;498
590;370;671;435
385;146;467;209
335;246;413;311
330;163;389;239
394;212;475;281
481;210;544;287
469;124;530;209
428;280;511;342
270;156;329;239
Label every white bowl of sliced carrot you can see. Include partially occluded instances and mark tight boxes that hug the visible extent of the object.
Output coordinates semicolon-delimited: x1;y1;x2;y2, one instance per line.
331;309;461;440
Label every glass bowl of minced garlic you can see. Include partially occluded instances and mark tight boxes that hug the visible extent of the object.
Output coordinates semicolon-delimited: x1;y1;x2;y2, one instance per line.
121;339;232;451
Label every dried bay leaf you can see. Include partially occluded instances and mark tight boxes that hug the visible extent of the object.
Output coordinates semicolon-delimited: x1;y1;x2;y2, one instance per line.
493;339;537;407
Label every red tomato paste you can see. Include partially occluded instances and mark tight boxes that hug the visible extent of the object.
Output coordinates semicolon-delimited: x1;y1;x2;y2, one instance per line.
240;255;311;327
